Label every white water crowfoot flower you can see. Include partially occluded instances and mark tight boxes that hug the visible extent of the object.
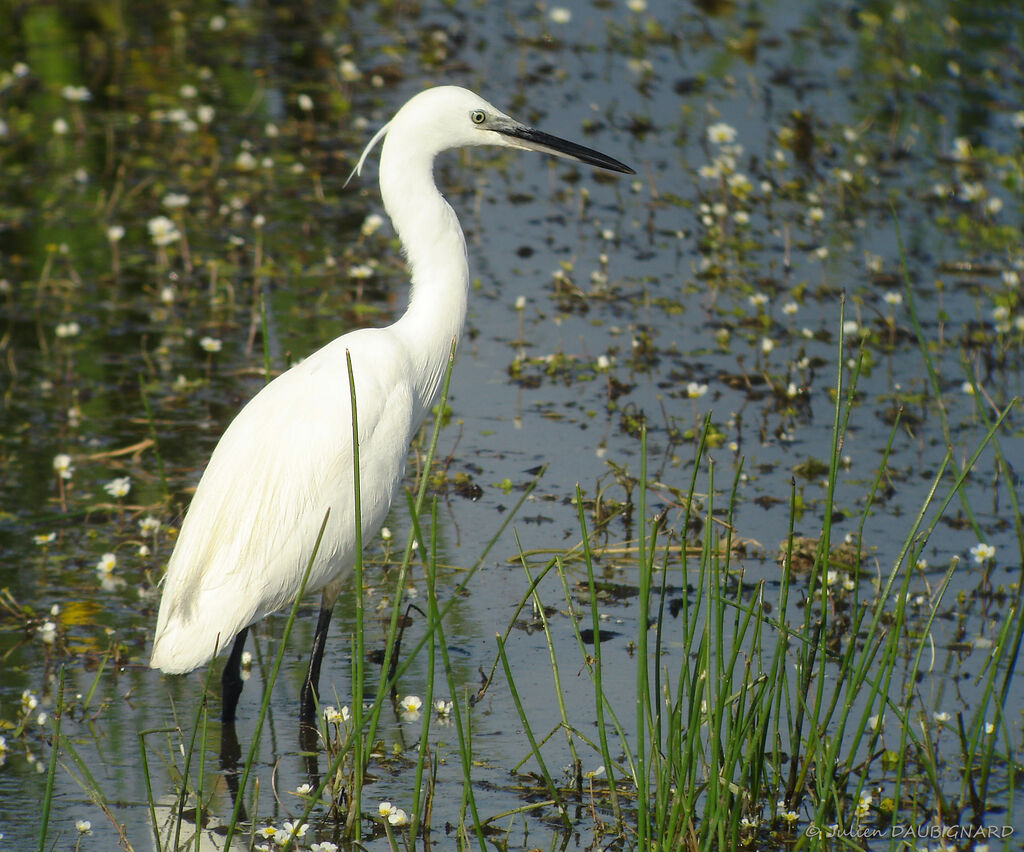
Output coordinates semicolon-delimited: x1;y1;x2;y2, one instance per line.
96;552;117;574
22;689;39;712
707;122;737;145
969;542;995;564
53;453;74;480
323;705;350;725
75;819;92;834
398;694;422;721
310;843;339;852
280;821;309;844
199;336;223;353
104;476;131;498
147;215;181;247
378;801;409;826
434;699;453;717
61;85;91;102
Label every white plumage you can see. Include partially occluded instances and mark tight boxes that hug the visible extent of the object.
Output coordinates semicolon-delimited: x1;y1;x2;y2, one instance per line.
149;86;633;718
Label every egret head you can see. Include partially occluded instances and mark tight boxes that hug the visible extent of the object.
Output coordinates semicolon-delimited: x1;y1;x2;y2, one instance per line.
351;86;634;181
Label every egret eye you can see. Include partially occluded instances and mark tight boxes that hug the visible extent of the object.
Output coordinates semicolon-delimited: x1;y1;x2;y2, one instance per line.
470;109;486;125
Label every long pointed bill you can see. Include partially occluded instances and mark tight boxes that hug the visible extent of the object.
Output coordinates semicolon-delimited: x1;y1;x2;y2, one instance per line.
497;123;635;175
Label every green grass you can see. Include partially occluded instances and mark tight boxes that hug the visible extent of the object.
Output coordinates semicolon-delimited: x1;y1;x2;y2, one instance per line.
32;295;1022;851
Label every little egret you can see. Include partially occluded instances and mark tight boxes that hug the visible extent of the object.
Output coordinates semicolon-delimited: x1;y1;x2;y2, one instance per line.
149;85;634;724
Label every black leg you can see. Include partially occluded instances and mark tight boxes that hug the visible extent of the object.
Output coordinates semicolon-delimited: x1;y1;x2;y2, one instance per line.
219;717;248;822
299;599;335;727
221;627;249;724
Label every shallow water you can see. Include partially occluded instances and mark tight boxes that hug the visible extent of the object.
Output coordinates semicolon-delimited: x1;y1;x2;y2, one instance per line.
2;0;1023;848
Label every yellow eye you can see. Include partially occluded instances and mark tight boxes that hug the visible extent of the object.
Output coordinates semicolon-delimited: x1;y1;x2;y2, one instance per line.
470;110;486;125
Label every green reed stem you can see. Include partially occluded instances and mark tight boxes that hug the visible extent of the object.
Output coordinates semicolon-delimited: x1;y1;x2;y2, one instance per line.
36;665;65;852
496;633;567;821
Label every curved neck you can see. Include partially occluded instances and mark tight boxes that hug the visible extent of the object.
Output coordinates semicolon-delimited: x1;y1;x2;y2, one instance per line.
380;141;469;408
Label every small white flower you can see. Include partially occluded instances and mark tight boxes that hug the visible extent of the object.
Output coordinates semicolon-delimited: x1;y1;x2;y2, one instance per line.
295;783;313;795
686;381;708;398
139;516;161;535
311;844;339;852
951;136;971;160
339;60;361;82
55;321;81;338
388;808;409;826
199;336;222;353
197;105;215;124
61;85;91;102
52;117;69;135
22;689;39;711
855;790;872;818
235;150;257;171
34;532;57;546
595;354;610;370
399;695;422;719
297;93;314;112
282;820;309;841
434;699;453;716
104;476;131;498
883;291;902;306
970;542;995;563
53;453;74;479
96;552;117;574
323;705;350;725
361;213;384;236
933;711;950;723
549;7;571;23
842;320;860;337
179;84;197;99
707;122;737;145
626;0;647;10
162;192;190;209
106;225;125;243
378;801;396;817
147;215;181;247
760;337;775;355
75;819;92;834
514;295;527;311
38;622;57;644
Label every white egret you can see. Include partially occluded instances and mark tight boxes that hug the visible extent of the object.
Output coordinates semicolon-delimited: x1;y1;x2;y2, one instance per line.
149;85;634;723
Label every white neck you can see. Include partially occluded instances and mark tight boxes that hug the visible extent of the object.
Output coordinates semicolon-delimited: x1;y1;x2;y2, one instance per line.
379;139;469;410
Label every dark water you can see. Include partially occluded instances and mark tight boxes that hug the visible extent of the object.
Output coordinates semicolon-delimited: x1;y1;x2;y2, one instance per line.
1;0;1023;848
